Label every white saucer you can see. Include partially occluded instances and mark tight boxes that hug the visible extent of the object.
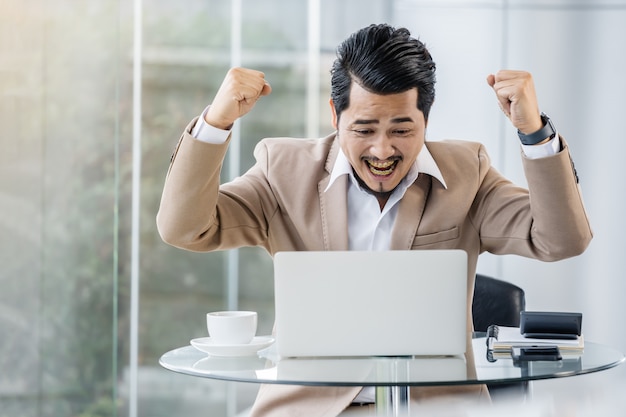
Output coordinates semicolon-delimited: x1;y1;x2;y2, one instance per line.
190;336;275;357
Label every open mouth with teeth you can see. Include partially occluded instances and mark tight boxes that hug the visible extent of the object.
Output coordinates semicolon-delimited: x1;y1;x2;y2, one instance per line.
366;159;400;177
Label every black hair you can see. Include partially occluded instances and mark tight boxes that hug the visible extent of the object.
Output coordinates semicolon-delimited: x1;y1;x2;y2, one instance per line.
330;23;436;121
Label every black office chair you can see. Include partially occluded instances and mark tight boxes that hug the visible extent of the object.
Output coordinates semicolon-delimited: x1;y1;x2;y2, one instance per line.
472;274;525;332
472;273;528;399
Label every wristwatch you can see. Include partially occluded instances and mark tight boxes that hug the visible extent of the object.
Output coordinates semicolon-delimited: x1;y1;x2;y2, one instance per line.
517;113;556;145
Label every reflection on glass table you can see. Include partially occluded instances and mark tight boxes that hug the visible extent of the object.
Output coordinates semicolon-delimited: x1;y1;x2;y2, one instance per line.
160;336;624;417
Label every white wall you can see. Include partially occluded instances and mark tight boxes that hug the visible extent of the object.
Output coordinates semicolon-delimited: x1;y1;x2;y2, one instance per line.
394;0;626;373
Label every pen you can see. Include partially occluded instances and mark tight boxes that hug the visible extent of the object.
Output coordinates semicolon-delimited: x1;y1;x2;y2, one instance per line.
486;324;499;348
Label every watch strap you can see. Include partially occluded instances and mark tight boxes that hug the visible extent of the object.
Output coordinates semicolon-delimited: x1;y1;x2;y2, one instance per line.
518;113;556;145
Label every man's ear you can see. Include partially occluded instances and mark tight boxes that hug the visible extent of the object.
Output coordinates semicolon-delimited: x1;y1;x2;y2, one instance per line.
329;99;338;129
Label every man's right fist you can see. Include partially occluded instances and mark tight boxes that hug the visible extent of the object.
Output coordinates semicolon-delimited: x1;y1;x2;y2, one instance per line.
205;67;272;130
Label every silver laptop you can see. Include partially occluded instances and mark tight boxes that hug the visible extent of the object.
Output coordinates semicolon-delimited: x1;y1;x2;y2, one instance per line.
273;250;468;358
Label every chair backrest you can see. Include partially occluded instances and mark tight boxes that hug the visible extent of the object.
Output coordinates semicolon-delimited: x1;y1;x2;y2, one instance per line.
472;274;526;332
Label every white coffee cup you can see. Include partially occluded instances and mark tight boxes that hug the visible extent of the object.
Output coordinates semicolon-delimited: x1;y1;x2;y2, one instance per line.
207;311;258;345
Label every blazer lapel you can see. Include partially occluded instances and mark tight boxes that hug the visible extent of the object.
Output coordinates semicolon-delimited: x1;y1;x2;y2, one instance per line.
318;138;349;251
390;174;432;250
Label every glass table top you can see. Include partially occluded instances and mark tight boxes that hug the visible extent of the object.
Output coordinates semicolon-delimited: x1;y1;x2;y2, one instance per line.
159;336;625;387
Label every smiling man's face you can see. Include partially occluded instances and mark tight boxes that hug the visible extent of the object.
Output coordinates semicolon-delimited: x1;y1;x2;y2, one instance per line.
331;82;427;197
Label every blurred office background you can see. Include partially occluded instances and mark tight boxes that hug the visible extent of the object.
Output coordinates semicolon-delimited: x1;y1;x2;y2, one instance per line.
1;0;624;416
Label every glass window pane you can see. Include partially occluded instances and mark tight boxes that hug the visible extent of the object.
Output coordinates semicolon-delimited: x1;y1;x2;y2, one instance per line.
0;1;123;416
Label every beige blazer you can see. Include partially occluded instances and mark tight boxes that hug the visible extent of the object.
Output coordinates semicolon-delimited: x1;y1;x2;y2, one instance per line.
157;120;592;416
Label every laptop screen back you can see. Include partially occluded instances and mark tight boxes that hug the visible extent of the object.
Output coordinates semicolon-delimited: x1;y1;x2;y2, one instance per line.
273;250;468;358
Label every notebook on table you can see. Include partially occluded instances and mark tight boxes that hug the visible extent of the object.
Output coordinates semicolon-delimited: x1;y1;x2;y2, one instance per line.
273;250;468;358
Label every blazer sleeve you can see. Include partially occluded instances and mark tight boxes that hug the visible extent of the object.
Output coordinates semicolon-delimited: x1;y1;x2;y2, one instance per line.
156;119;277;252
521;138;592;257
477;137;592;260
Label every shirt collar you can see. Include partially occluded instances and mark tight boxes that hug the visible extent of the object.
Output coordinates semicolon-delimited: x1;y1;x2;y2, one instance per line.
325;143;448;192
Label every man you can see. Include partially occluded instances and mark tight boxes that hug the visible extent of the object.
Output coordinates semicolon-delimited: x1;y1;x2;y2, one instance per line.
157;24;592;416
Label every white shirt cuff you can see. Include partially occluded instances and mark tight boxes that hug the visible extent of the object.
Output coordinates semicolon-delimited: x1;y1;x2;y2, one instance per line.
521;133;561;159
190;106;231;144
